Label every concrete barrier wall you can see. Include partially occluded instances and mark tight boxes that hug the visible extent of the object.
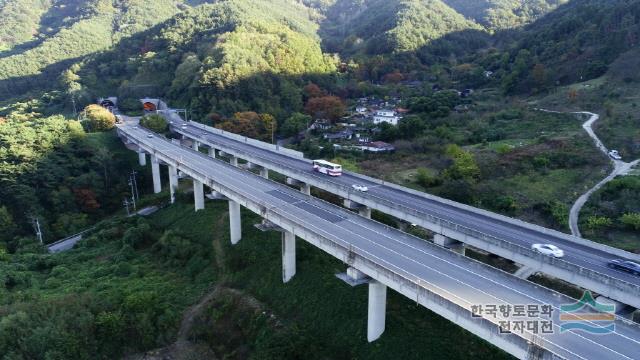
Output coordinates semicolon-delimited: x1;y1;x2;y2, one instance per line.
345;170;640;263
186;121;305;158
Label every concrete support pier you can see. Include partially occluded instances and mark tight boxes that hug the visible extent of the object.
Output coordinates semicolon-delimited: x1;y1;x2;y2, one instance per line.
282;230;296;283
208;147;216;158
596;296;637;320
168;165;178;204
434;234;465;255
514;266;536;279
138;151;146;166
259;167;269;179
229;200;241;244
286;177;310;195
193;179;204;211
151;155;161;194
344;199;371;219
230;156;238;167
359;207;372;219
193;140;200;152
367;280;387;342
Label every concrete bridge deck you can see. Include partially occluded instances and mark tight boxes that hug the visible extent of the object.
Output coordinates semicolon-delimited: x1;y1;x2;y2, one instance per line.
160;111;640;310
119;123;640;360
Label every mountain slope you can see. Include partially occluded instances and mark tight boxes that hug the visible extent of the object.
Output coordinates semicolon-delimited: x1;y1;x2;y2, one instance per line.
320;0;482;54
0;0;184;96
76;0;335;118
442;0;567;30
496;0;640;92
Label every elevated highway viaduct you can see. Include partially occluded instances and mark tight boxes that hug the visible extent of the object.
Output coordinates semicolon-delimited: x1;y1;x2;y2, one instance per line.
149;104;640;311
119;122;640;360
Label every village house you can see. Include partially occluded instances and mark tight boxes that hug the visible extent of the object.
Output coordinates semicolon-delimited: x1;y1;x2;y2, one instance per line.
357;141;395;152
373;109;401;126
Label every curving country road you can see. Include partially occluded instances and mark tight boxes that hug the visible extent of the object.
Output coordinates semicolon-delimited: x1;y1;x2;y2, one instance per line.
538;109;640;237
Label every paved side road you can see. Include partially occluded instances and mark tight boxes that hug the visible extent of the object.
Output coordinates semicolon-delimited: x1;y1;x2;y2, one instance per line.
538;109;640;237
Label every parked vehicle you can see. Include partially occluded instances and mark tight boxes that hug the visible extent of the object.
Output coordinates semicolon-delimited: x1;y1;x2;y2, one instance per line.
531;243;564;258
607;259;640;275
313;159;342;176
352;184;368;192
608;150;622;160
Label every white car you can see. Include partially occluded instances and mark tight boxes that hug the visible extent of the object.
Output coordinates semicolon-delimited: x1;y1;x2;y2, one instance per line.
608;150;622;160
147;134;154;138
181;124;188;129
352;184;368;192
531;243;564;258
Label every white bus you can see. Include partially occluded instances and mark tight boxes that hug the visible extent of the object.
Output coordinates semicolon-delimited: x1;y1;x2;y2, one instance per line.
313;159;342;176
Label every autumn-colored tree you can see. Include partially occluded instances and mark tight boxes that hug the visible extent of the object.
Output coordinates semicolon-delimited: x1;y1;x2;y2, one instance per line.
216;112;277;142
383;71;404;84
532;63;547;88
73;188;100;212
303;82;324;99
84;104;115;132
567;89;578;102
304;96;345;123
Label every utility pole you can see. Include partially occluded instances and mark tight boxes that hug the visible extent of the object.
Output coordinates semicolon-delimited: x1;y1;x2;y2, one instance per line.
123;198;131;216
130;170;139;201
128;176;137;212
30;216;43;245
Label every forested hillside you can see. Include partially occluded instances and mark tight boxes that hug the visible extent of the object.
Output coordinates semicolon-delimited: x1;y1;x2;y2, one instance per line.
75;0;336;120
319;0;481;55
442;0;567;30
493;0;640;93
0;0;183;97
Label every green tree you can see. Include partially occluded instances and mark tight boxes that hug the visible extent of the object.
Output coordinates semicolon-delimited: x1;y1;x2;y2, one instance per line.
139;114;168;133
586;216;612;230
0;206;16;243
621;213;640;230
281;113;311;137
443;144;480;182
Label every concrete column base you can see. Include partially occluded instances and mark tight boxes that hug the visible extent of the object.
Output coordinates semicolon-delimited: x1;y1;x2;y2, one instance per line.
434;234;465;255
193;140;200;152
230;156;238;167
208;147;216;158
367;280;387;342
151;155;161;194
282;230;296;283
193;179;204;211
168;165;178;204
229;200;241;244
260;167;269;179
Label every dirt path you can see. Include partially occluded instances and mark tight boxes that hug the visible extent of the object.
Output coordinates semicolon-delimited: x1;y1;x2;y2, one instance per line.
125;213;242;360
537;109;640;237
